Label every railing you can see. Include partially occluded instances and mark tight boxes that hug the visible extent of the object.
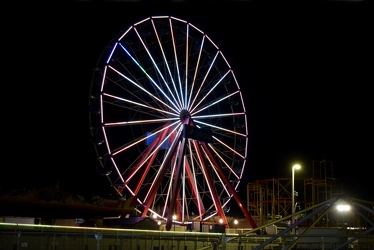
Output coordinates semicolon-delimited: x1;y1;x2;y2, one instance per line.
1;222;373;250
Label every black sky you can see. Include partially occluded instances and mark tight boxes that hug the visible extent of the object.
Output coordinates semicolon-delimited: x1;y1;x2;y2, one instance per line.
1;1;373;204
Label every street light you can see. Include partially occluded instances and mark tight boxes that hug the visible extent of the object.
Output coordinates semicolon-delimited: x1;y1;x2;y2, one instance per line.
172;214;177;231
292;164;301;234
233;219;238;233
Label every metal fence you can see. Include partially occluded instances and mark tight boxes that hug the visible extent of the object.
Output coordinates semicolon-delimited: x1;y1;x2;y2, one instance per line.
1;223;373;250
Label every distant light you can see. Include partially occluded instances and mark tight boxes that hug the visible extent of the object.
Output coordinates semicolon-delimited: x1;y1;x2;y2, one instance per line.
234;219;238;225
219;218;223;224
336;204;351;212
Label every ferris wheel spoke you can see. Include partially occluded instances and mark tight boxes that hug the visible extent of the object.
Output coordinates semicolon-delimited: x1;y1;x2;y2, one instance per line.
192;112;246;120
191;89;240;117
207;160;231;201
194;120;247;138
206;144;241;180
190;69;230;114
186;35;205;110
108;121;179;157
108;64;180;114
210;136;246;160
151;19;186;109
118;43;181;111
184;140;206;219
201;144;233;200
168;18;186;108
141;126;183;212
108;136;164;188
104;117;179;127
193;140;227;224
121;123;174;189
188;50;220;111
202;143;237;206
103;92;178;118
184;28;191;109
133;24;184;110
165;136;187;230
184;153;206;219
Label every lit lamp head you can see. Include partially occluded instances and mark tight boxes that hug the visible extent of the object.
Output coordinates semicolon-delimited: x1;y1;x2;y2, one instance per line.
293;164;301;170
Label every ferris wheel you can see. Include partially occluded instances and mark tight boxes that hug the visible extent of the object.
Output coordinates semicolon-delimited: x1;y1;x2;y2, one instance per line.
89;16;255;231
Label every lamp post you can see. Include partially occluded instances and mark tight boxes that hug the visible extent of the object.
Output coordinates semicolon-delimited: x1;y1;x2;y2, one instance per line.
292;164;301;234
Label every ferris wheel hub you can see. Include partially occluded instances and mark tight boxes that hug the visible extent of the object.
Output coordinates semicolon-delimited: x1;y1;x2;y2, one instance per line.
179;109;191;122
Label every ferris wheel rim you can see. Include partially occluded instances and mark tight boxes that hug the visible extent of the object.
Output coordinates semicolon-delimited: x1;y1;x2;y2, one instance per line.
88;15;249;227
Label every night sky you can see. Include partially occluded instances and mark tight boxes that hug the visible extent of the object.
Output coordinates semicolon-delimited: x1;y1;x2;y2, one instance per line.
2;1;373;208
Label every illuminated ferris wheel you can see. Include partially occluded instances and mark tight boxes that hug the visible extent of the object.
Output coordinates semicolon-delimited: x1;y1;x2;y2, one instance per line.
89;16;254;231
